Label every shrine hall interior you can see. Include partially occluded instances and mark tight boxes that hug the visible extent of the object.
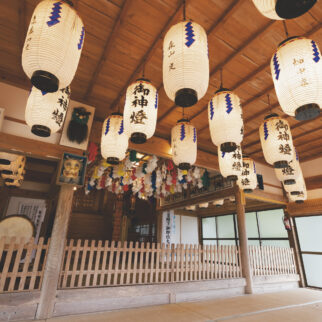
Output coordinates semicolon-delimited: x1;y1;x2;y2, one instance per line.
0;0;322;321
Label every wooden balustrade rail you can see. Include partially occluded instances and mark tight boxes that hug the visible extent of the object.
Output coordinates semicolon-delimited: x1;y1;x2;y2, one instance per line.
0;237;50;292
249;245;297;276
58;240;243;289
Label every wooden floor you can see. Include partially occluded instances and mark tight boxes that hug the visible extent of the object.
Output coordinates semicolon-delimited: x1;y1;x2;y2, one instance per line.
33;289;322;322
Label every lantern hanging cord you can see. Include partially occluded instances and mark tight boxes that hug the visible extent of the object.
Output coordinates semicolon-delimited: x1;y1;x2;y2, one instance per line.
142;64;145;78
183;0;186;21
267;94;272;113
182;107;185;119
220;68;223;89
282;21;289;38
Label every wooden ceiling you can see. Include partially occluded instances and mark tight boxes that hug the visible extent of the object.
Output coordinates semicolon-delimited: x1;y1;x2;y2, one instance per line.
1;0;322;164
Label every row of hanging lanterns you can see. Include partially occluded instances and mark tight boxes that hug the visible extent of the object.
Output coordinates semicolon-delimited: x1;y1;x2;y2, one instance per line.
0;153;26;187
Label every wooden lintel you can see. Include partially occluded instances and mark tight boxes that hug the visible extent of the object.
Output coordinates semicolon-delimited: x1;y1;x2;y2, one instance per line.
287;198;322;217
246;189;287;205
0;133;83;160
157;187;236;212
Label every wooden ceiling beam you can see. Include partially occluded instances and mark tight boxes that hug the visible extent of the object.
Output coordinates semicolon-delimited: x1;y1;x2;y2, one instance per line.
107;0;190;115
158;9;274;123
83;0;134;100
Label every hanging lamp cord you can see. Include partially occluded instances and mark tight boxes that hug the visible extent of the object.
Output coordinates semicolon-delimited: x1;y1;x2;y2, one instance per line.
267;94;272;114
220;68;223;89
282;21;289;38
183;0;186;21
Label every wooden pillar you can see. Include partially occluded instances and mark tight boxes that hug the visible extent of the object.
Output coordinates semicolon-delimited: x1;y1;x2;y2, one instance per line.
156;211;163;243
112;194;123;241
235;188;253;294
36;185;74;319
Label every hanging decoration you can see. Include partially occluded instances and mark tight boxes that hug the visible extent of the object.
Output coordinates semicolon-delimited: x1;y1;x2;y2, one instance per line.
25;86;70;137
259;113;294;168
163;15;209;107
208;88;243;152
22;0;85;92
0;156;26;176
282;215;292;231
171;119;197;170
87;142;98;164
100;113;128;165
67;107;91;144
124;78;158;144
218;145;243;181
237;156;257;193
271;35;322;121
275;148;301;185
252;0;317;20
213;198;224;207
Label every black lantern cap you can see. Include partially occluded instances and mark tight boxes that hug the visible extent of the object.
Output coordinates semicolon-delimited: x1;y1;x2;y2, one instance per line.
177;118;190;123
31;125;51;137
131;132;147;144
175;88;198;108
274;160;288;169
278;36;300;48
264;113;279;120
111;112;123;116
244;189;253;194
179;163;191;170
221;142;237;153
295;103;320;121
107;157;120;165
275;0;317;20
31;70;59;93
215;87;230;94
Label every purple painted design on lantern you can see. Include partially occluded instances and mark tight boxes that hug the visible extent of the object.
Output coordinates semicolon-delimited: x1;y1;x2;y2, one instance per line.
104;118;110;135
154;92;158;109
273;53;280;80
180;124;185;141
47;2;62;27
225;94;232;114
78;27;85;50
118;119;124;135
312;40;320;63
209;99;214;120
264;122;269;140
185;22;195;48
193;128;197;143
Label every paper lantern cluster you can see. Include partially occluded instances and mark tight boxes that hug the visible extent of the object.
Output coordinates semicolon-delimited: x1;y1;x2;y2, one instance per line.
171;119;197;170
26;86;71;137
259;114;294;168
101;113;128;165
163;21;209;107
218;145;243;181
237;156;257;193
252;0;317;20
271;36;322;121
22;0;84;92
208;89;244;152
0;153;26;187
124;79;158;144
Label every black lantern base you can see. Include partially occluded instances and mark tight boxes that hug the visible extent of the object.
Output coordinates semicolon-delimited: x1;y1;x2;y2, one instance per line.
215;205;222;208
296;200;304;204
284;179;296;185
0;159;10;165
274;160;288;169
227;175;238;181
107;157;119;165
291;191;301;195
4;178;14;183
130;132;147;144
31;70;59;93
275;0;317;19
244;189;253;194
295;103;320;121
62;0;74;6
179;163;191;170
31;125;51;137
175;88;197;108
2;170;13;175
221;142;237;153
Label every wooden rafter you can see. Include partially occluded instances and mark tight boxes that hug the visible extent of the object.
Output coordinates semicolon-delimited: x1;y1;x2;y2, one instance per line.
83;0;134;100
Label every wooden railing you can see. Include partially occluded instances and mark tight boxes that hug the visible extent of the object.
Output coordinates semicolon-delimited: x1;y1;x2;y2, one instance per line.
58;240;242;289
249;245;297;276
0;237;50;293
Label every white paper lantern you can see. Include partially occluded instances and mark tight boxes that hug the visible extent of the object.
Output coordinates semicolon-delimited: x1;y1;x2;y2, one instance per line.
0;152;18;165
25;86;70;137
185;205;196;211
22;0;85;92
283;169;305;196
237;157;257;193
271;36;322;121
275;148;301;185
218;145;243;181
163;21;209;107
208;89;244;152
4;178;23;187
213;198;224;207
252;0;317;20
101;113;128;165
123;79;158;144
287;190;307;203
171;119;197;170
259;114;294;168
0;156;26;176
199;202;209;208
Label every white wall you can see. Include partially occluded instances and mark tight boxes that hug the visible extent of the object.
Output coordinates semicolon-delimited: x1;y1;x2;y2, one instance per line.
301;157;322;200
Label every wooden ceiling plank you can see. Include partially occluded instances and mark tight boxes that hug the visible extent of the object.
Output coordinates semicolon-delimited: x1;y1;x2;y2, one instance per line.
83;0;134;100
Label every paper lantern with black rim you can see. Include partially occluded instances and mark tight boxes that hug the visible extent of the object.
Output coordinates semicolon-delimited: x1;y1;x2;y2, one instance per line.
171;119;197;170
213;199;224;207
163;21;209;107
199;202;209;208
0;156;26;176
208;89;244;152
287;189;307;203
237;156;257;193
0;153;18;165
252;0;317;20
259;114;294;168
218;145;243;181
271;36;322;121
275;148;301;185
100;113;128;165
124;79;158;144
22;0;84;92
25;86;70;137
283;169;305;196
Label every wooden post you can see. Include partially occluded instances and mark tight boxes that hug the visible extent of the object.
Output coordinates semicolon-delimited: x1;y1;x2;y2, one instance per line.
235;188;253;294
36;185;74;319
112;194;123;241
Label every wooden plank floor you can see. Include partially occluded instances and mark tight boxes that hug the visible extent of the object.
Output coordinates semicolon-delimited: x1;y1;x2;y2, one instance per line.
33;289;322;322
